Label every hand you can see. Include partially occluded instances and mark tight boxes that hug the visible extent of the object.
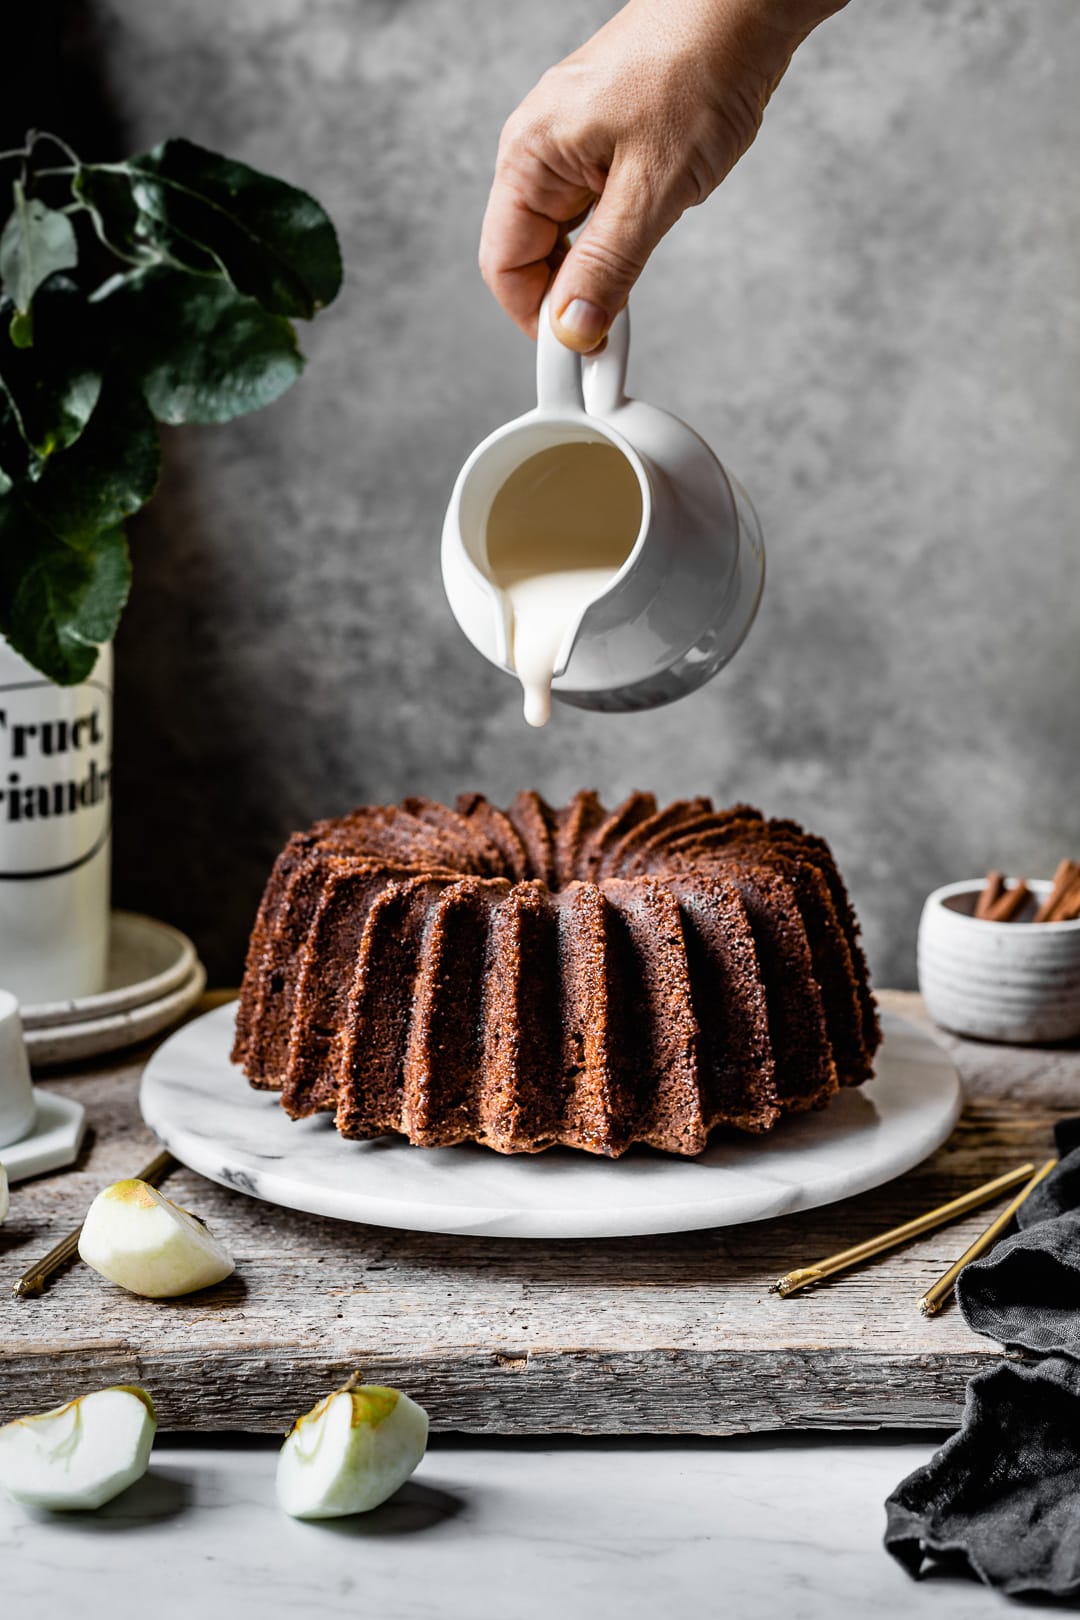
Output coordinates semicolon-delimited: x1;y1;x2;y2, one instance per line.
480;0;846;351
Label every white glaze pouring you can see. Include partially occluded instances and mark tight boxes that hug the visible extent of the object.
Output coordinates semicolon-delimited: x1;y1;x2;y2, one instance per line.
485;441;642;725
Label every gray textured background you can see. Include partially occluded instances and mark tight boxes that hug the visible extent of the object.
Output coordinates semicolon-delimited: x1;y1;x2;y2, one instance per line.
69;0;1080;987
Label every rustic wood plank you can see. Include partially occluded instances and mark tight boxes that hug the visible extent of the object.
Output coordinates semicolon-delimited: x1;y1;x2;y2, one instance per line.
1;991;1070;1435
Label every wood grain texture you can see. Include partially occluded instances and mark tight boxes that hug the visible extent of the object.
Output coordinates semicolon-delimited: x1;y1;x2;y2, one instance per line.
2;991;1075;1435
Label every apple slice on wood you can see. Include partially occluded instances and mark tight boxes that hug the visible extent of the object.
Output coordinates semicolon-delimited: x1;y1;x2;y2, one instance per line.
0;1386;156;1510
78;1178;235;1297
276;1384;429;1519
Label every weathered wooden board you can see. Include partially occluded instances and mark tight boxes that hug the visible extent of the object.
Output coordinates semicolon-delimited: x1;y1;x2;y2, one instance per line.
2;991;1074;1435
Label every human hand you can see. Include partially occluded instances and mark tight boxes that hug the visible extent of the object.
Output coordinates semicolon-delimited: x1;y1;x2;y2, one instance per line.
480;0;846;351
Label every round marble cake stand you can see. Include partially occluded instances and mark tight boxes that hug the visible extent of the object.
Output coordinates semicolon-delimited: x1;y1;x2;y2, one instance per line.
139;1005;962;1240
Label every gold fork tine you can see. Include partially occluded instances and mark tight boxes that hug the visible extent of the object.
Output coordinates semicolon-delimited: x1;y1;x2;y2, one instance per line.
919;1157;1057;1317
770;1162;1038;1299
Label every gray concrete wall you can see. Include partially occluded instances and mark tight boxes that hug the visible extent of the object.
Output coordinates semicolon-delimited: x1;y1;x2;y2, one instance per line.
86;0;1080;988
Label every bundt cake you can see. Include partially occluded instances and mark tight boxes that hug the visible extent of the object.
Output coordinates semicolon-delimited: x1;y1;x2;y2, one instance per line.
232;792;880;1158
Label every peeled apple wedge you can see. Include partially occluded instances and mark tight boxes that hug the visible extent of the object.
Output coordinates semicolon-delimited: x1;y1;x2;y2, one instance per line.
276;1384;429;1519
78;1178;235;1298
0;1386;156;1510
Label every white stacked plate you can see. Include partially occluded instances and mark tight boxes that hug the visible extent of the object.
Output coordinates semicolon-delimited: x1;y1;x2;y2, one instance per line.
22;911;206;1067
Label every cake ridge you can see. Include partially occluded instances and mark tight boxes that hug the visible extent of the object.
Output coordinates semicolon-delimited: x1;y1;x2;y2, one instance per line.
335;876;447;1140
455;793;532;883
401;877;510;1145
601;876;708;1154
477;880;561;1151
506;790;559;888
554;790;607;890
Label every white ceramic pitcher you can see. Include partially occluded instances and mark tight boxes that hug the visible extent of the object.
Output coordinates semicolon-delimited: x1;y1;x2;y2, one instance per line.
441;299;764;716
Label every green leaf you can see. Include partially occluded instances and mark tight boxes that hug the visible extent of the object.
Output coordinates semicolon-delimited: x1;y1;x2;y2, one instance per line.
0;181;79;319
0;498;130;683
72;167;221;276
109;138;342;318
0;371;36;483
102;265;304;424
0;494;48;631
71;167;151;263
0;280;103;471
24;377;159;543
9;308;32;347
13;527;131;684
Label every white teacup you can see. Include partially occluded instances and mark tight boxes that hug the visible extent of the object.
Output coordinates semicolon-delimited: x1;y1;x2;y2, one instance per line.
0;989;36;1147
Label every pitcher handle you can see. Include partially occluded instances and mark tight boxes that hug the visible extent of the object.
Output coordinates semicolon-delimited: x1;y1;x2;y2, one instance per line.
535;292;630;417
583;305;629;415
536;292;585;411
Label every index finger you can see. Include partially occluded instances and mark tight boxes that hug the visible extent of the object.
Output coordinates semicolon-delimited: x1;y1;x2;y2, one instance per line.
479;158;593;338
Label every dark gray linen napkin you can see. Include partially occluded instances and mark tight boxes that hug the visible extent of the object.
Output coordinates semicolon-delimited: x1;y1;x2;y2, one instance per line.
885;1128;1080;1597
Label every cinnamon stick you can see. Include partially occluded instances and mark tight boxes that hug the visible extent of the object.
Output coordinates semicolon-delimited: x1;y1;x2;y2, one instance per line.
975;871;1005;918
1045;875;1080;924
986;881;1031;922
1034;859;1080;923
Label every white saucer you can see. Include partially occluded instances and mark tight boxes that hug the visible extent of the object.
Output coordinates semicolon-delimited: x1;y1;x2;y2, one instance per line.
0;1091;87;1183
26;961;207;1068
139;1004;962;1239
20;912;198;1030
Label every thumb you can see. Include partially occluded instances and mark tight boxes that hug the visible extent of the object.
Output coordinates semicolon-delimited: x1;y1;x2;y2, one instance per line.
548;162;682;352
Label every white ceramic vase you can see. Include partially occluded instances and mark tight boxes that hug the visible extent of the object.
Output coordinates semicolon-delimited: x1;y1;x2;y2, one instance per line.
0;638;112;1003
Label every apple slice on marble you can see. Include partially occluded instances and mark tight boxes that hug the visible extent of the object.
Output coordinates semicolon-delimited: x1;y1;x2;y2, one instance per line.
78;1177;235;1298
276;1383;429;1519
0;1386;156;1510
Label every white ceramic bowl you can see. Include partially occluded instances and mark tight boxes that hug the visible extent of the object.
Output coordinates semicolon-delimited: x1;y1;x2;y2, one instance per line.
918;878;1080;1044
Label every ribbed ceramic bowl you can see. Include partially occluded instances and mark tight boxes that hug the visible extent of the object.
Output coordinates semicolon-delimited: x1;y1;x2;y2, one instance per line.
918;878;1080;1044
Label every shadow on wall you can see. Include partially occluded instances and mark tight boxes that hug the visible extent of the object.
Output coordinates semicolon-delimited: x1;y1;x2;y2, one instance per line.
112;438;308;987
0;1;128;155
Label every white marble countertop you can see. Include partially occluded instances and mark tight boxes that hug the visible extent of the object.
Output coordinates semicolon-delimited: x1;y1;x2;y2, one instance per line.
2;1434;1011;1619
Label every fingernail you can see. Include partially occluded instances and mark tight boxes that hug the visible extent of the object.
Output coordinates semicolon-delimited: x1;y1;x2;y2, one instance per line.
555;298;608;349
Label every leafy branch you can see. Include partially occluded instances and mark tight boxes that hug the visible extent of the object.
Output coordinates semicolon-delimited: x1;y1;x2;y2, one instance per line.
0;131;342;682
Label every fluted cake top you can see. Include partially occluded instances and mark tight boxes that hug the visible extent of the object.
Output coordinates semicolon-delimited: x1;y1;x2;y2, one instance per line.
234;793;880;1158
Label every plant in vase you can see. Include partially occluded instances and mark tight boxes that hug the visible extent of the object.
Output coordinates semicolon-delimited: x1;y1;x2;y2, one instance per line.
0;131;342;1001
